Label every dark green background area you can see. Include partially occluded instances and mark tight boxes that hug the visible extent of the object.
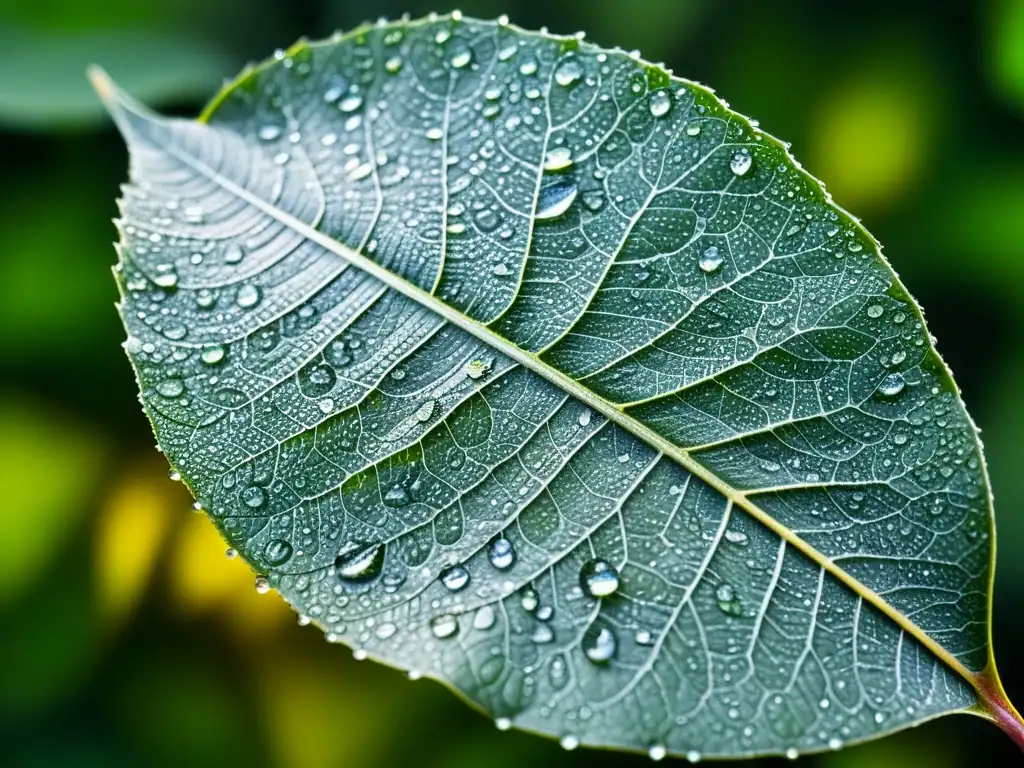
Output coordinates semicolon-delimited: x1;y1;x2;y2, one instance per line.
2;0;1022;766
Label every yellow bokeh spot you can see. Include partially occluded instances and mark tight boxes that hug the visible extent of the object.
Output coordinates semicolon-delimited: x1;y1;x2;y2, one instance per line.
168;511;291;634
93;462;180;628
809;50;938;212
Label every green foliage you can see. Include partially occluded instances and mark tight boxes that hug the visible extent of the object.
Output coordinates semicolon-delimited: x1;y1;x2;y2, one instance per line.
98;14;1020;760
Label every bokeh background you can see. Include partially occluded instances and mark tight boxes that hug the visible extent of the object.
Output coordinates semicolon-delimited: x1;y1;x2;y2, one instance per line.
2;0;1023;765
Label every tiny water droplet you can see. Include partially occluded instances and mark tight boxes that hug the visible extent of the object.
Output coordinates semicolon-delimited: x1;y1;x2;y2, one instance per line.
649;744;667;761
560;735;579;751
685;123;701;137
242;485;266;508
492;262;510;276
495;717;512;731
254;576;270;594
223;243;244;264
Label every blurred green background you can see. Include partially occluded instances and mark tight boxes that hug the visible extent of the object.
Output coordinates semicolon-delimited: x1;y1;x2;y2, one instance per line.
1;0;1023;765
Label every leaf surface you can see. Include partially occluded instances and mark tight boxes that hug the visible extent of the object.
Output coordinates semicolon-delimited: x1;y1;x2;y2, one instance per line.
95;14;1017;759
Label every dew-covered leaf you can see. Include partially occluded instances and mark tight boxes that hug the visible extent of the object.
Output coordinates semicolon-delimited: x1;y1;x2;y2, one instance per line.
95;14;1020;760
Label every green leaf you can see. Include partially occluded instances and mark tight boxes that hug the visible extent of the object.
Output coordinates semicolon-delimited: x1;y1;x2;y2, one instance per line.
94;14;1023;760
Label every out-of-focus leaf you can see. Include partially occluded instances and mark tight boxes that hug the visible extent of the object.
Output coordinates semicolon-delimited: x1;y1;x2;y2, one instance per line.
94;461;182;628
0;399;105;607
0;25;230;129
97;14;1019;759
988;0;1024;111
0;177;116;359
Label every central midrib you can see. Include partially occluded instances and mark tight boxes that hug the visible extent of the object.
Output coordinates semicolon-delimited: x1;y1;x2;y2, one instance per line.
110;83;981;697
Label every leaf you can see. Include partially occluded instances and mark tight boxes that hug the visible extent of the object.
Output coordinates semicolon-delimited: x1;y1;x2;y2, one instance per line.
93;14;1024;759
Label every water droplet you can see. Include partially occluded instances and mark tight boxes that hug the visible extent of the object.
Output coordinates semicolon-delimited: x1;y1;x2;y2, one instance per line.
383;485;411;508
153;271;178;289
580;559;619;598
254;576;271;594
426;127;444;141
520;586;540;612
258;125;282;141
475;208;502;232
430;613;459;639
785;748;799;760
242;485;266;508
374;622;397;639
466;359;490;380
168;470;181;482
495;717;512;731
264;538;293;566
730;149;753;176
450;48;472;69
867;304;884;318
578;408;592;427
716;583;742;616
554;58;583;86
531;624;554;644
699;245;724;273
384;56;403;74
490;538;516;570
536;184;578;220
519;58;538;76
415;400;436;422
685;123;701;137
156;378;184;398
492;262;510;276
201;345;225;365
635;629;653;645
543;146;573;171
828;738;843;750
649;745;667;761
560;735;580;751
236;284;261;308
649;89;672;118
877;373;906;397
335;543;385;583
473;605;496;630
725;530;748;545
686;750;701;763
339;93;363;113
441;565;470;591
583;624;617;662
223;243;244;264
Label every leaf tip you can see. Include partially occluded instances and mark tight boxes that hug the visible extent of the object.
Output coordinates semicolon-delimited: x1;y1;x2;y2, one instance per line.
87;65;117;107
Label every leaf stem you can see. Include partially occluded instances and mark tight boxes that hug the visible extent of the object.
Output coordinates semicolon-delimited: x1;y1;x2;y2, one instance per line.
975;666;1024;752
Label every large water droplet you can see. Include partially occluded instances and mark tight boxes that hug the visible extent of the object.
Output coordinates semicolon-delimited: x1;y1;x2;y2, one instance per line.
699;245;724;273
258;125;282;141
223;243;244;264
475;208;502;232
560;735;579;751
430;613;459;639
649;89;672;118
877;372;906;397
383;485;411;508
201;345;225;365
335;543;385;583
543;146;573;172
554;58;583;87
716;583;742;616
536;183;578;220
580;559;619;597
441;565;470;591
236;284;261;308
264;538;293;566
730;149;753;176
473;605;496;630
649;745;667;761
583;623;617;662
254;576;271;594
489;538;515;569
242;485;266;508
156;378;185;398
